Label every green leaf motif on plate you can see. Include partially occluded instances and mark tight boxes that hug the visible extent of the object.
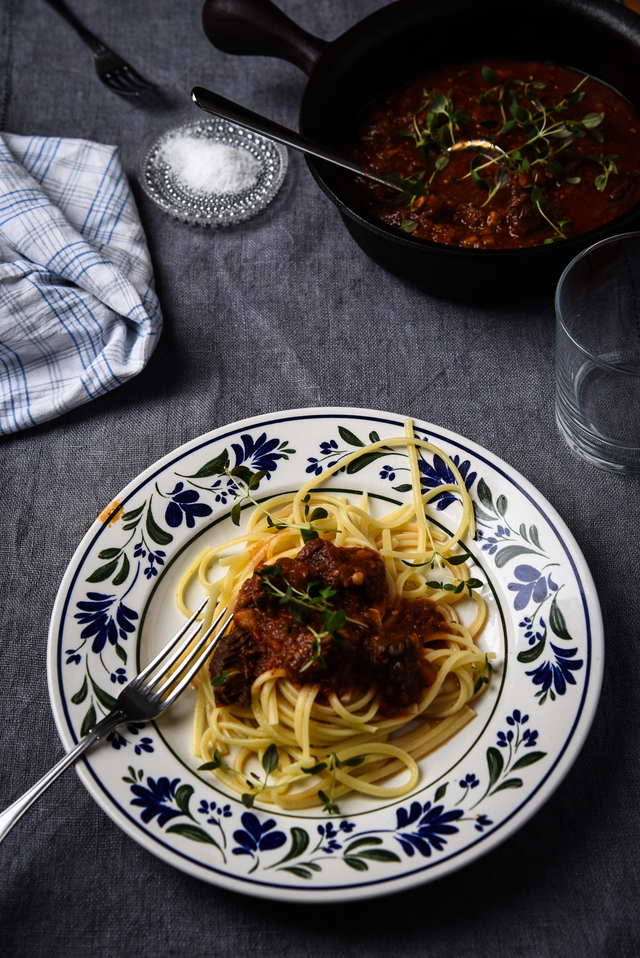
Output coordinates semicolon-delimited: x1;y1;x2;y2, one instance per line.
71;675;88;705
86;558;119;583
146;500;173;546
338;426;366;447
80;703;96;738
494;544;545;568
549;593;573;641
112;553;130;587
511;751;547;771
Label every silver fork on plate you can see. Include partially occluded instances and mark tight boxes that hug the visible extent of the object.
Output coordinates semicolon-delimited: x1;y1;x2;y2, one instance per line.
44;0;156;97
0;599;232;843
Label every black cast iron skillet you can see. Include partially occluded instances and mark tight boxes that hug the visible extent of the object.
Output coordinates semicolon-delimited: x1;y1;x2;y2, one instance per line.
202;0;640;302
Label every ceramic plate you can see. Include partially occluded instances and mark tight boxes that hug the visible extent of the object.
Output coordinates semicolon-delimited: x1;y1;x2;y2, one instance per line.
47;408;603;901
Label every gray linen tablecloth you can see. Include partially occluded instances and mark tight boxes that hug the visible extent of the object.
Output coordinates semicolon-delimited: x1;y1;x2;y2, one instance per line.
1;1;638;955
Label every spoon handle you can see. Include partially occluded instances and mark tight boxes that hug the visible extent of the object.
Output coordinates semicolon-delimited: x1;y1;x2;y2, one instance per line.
191;86;396;190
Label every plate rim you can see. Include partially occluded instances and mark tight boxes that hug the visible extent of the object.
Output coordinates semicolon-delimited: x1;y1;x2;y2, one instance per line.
46;406;604;901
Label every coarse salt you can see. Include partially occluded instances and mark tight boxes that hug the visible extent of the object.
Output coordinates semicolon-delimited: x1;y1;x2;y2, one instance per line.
160;134;261;194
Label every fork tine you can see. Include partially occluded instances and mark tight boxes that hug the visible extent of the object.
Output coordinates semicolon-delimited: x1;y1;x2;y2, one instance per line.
136;595;209;684
155;608;234;706
145;602;232;696
121;66;157;91
103;65;156;95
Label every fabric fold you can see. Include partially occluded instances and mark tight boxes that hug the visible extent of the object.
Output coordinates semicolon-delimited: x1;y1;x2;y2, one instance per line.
0;133;162;435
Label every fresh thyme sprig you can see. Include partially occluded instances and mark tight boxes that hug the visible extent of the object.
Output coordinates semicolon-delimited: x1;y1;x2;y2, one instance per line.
588;152;619;192
301;752;366;814
211;670;230;687
240;743;279;808
257;562;365;671
472;653;493;695
393;66;611;242
426;575;484;599
198;748;232;773
212;458;329;543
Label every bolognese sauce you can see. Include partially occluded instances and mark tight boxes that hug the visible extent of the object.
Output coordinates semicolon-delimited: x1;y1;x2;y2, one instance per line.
209;538;445;713
347;59;640;249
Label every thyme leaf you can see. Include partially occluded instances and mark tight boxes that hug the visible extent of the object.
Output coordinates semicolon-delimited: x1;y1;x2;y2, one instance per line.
306;752;366;814
241;743;280;807
198;748;231;773
473;653;494;695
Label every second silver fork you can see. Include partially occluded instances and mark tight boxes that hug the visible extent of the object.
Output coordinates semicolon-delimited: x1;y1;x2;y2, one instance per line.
44;0;156;97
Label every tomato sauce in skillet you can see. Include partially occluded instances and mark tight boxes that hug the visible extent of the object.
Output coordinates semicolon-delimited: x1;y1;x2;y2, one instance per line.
347;59;640;249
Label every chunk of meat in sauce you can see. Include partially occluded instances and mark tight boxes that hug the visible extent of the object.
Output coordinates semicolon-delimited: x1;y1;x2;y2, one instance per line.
209;540;445;713
347;58;640;250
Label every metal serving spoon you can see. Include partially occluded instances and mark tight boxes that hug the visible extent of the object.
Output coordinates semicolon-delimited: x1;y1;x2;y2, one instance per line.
190;86;505;191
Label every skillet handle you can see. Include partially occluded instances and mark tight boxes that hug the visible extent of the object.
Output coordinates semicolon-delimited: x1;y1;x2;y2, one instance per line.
202;0;327;76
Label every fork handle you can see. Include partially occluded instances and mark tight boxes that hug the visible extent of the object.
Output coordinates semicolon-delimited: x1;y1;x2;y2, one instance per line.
43;0;105;55
0;710;125;844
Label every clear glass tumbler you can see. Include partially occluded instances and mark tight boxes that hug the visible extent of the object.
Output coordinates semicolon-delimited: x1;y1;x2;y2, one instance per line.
555;232;640;474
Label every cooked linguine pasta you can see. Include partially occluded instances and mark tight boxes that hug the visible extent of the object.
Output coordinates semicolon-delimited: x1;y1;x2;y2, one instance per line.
180;419;492;810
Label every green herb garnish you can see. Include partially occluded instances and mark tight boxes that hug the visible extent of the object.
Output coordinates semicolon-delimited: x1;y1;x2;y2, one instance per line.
241;743;279;808
472;653;494;695
198;748;231;773
388;67;613;243
426;576;484;599
257;563;361;671
301;752;366;815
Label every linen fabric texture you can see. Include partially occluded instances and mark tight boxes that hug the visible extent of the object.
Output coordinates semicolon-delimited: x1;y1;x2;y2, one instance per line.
0;133;162;434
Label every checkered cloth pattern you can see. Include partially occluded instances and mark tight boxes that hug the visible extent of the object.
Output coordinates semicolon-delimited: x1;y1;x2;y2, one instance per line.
0;133;162;435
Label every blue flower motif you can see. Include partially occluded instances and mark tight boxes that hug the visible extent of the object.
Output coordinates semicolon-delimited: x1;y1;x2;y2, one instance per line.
459;773;479;789
198;799;232;824
107;723;154;754
339;820;355;833
165;483;213;529
497;729;514;747
232;812;286;858
110;667;127;685
419;454;477;511
475;814;493;833
211;477;237;504
526;644;583;697
380;464;396;481
317;822;342;853
198;798;233;825
508;566;559;611
74;593;138;654
320;439;339;457
134;542;147;559
129;776;183;827
107;730;127;749
506;709;528;726
232;433;285;477
520;615;546;646
394;800;463;857
496;710;540;749
143;549;166;580
477;525;510;555
65;649;81;665
306;457;323;476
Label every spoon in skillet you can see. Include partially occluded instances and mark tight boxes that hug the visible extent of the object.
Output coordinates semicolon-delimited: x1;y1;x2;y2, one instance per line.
190;86;505;192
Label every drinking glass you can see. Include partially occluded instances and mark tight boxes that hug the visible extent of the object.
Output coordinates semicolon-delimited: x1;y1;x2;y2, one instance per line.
555;232;640;474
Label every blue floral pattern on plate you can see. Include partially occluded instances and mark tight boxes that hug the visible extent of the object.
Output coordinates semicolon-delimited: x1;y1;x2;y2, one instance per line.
48;409;602;902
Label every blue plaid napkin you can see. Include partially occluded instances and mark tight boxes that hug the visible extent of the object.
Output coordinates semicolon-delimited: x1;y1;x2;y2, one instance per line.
0;133;162;435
